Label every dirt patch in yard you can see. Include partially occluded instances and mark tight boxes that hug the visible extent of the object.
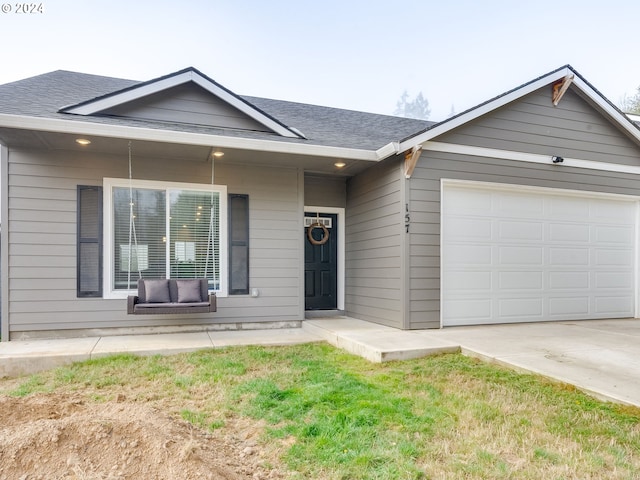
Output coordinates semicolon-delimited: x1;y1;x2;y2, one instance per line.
0;393;286;480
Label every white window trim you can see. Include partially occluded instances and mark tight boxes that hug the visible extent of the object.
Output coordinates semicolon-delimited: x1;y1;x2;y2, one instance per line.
103;177;228;299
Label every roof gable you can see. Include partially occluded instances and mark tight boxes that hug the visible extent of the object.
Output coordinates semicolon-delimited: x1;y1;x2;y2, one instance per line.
59;67;305;139
393;65;640;155
99;82;272;132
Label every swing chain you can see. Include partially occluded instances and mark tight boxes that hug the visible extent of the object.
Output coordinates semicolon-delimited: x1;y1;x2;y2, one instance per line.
127;141;142;288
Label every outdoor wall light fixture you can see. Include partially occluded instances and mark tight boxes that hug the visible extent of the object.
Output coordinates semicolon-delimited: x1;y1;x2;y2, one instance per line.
552;156;564;164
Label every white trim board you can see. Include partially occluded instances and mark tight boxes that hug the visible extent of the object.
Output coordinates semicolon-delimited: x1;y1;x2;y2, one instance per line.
1;144;9;341
304;205;345;311
423;141;640;176
440;178;640;202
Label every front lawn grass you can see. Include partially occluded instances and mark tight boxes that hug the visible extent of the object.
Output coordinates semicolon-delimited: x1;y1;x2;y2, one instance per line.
2;343;639;479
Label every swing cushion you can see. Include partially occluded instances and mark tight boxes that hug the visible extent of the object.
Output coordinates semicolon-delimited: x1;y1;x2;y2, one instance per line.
143;279;171;303
176;279;203;303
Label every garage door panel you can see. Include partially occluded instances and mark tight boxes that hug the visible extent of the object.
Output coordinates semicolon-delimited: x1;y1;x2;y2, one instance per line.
445;271;492;291
595;225;634;244
549;223;590;242
497;193;544;216
549;247;589;266
549;271;590;289
595;249;633;266
445;217;492;239
549;297;590;315
595;272;633;289
499;271;543;289
499;246;543;265
498;298;543;317
592;200;636;221
445;245;492;265
442;183;636;326
550;196;589;219
498;221;543;241
446;299;492;320
445;189;492;213
594;296;633;315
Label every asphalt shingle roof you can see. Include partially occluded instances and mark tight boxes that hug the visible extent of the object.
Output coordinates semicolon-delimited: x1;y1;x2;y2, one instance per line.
0;70;433;151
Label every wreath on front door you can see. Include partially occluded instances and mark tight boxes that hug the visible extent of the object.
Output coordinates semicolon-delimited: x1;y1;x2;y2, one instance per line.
307;222;330;245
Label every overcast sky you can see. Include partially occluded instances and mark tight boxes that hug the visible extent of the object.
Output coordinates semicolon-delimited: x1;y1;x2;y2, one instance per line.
1;0;639;121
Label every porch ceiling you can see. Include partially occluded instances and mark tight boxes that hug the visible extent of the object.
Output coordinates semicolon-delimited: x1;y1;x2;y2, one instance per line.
0;127;374;176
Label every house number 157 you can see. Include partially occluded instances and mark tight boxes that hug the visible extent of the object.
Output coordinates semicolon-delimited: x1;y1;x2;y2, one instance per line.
405;204;410;233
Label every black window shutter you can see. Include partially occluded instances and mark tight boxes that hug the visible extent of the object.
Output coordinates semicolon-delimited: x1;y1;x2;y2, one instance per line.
229;194;249;295
77;185;103;297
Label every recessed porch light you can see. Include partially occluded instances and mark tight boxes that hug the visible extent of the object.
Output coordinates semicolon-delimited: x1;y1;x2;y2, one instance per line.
334;162;346;168
75;138;91;145
212;150;224;158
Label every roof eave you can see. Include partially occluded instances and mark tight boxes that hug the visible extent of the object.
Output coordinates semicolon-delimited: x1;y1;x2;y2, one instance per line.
0;113;377;160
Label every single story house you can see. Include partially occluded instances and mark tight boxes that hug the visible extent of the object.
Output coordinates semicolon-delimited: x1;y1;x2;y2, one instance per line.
1;64;640;341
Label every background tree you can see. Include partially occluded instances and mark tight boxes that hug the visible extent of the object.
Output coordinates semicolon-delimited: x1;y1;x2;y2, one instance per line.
620;86;640;114
394;90;431;120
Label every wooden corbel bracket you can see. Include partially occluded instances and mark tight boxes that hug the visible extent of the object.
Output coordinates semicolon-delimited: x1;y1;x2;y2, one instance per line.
404;145;423;179
552;74;575;106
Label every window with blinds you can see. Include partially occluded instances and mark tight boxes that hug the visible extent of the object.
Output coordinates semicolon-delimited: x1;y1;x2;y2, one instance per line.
113;187;166;289
169;190;220;288
106;179;227;296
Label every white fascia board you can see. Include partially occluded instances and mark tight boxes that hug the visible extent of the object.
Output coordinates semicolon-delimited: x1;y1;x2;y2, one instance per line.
424;141;640;176
571;75;640;144
188;73;300;138
375;141;400;159
63;70;301;139
397;67;573;153
628;113;640;122
0;113;377;160
61;71;193;115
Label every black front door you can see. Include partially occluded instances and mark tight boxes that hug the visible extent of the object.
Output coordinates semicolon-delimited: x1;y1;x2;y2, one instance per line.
304;212;337;310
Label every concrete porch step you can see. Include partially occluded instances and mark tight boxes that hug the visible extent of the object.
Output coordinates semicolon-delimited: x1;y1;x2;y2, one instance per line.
302;317;460;363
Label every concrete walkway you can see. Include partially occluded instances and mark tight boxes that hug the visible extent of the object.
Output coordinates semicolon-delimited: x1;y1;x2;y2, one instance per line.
0;328;321;378
0;317;639;407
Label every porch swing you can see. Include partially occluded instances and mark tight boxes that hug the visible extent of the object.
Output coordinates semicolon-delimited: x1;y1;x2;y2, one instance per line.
126;142;217;315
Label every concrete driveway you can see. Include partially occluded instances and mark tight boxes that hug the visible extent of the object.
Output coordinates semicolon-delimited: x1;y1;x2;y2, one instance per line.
423;319;640;407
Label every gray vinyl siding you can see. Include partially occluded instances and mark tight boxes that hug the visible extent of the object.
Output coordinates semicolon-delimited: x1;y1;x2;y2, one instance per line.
408;151;640;330
345;157;403;328
304;175;346;208
103;83;270;132
6;148;302;337
437;86;640;165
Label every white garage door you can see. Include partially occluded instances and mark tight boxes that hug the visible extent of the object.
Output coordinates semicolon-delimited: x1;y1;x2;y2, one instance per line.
442;182;637;326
